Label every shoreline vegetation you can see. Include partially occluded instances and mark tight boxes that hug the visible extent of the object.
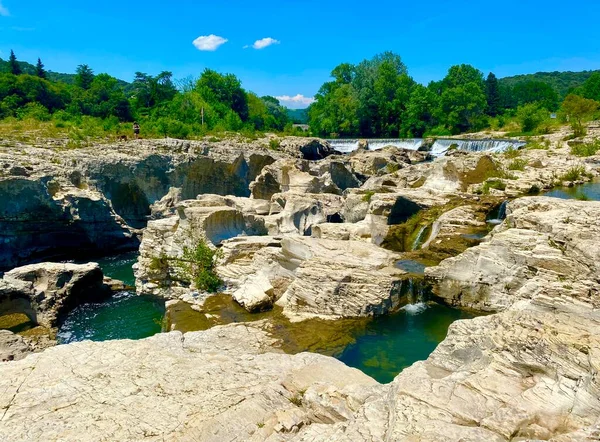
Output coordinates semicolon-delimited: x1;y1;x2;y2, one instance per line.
1;51;599;146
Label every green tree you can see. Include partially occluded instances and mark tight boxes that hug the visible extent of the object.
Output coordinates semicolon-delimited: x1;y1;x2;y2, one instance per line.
35;58;46;79
562;94;599;136
75;64;95;90
580;72;600;102
196;69;249;121
511;80;558;110
400;84;439;137
485;72;501;116
8;50;21;75
438;65;487;133
516;103;548;133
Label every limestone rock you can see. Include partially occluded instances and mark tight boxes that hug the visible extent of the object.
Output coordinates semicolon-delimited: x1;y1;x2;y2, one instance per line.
277;137;336;160
3;262;111;329
231;272;275;312
0;323;378;441
426;197;600;311
0;330;31;362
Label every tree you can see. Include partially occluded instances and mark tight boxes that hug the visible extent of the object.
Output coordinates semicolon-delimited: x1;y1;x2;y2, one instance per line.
485;73;501;116
400;84;439;137
196;69;249;121
8;50;21;75
438;65;487;133
511;80;558;111
580;72;600;102
562;94;600;137
75;64;94;90
35;58;46;79
516;103;548;133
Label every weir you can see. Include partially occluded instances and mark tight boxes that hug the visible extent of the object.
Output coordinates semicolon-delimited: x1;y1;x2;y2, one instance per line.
328;138;525;157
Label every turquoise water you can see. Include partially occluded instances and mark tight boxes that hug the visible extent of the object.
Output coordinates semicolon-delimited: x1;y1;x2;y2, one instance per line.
337;303;473;383
545;182;600;201
57;253;165;344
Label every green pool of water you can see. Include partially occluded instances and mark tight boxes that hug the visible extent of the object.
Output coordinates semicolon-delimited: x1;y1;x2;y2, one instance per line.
337;303;473;383
545;181;600;201
57;253;165;344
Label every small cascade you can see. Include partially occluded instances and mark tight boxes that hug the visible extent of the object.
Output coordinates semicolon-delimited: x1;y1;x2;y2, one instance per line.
401;278;428;315
487;200;508;225
430;139;526;157
411;226;427;251
328;138;423;153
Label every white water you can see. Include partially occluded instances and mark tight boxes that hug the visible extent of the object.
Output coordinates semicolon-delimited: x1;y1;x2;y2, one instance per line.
402;279;428;315
430;139;525;157
328;139;423;153
328;138;525;157
411;226;428;251
487;200;509;225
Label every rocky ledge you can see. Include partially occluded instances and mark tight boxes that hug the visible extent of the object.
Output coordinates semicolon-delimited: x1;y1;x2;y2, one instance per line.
2;197;600;441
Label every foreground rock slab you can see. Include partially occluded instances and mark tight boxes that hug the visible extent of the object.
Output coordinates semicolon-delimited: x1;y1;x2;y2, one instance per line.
0;323;379;442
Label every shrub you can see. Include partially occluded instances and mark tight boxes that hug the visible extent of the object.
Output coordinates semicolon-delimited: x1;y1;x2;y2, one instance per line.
559;166;587;182
570;140;600;157
508;159;528;171
174;240;223;292
269;139;281;150
481;179;506;194
503;146;521;159
516;104;548;133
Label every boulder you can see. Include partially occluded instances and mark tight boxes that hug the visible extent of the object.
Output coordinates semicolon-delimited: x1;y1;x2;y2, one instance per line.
277;137;336;160
3;262;111;329
0;330;31;362
426;197;600;312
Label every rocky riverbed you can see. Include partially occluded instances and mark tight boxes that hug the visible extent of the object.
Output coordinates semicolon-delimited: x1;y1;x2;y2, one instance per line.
1;129;600;441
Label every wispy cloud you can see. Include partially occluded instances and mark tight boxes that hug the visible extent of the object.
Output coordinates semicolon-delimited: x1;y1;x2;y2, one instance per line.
252;37;280;50
0;1;10;16
192;35;228;51
276;94;315;108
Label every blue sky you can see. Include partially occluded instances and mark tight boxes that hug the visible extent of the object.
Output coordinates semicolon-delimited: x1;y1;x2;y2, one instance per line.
1;0;600;108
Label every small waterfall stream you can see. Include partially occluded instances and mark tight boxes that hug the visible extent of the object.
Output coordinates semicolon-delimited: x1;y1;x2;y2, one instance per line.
411;226;428;251
487;200;508;225
401;278;429;315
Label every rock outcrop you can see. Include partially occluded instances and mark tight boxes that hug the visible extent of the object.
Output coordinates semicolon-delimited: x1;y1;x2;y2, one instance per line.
0;323;380;441
2;262;111;329
218;236;406;319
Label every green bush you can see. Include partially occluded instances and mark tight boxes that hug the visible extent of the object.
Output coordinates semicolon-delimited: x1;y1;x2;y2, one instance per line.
508;159;528;171
269;139;281;150
570;140;600;157
503;146;521;158
516;104;548;133
559;166;587;182
174;240;223;292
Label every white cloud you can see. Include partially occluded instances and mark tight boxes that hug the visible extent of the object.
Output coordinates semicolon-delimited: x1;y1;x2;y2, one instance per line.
252;37;280;50
192;34;228;51
275;94;315;108
0;2;10;16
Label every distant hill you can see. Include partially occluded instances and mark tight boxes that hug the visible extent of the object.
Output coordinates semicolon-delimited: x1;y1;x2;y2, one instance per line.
286;108;309;124
0;57;131;89
499;70;600;98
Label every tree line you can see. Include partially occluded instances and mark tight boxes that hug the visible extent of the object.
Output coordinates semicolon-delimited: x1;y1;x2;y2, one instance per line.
308;52;600;138
0;50;293;138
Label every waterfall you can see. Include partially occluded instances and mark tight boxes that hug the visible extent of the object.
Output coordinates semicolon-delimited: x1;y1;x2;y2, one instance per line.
420;219;441;250
328;139;423;153
430;139;526;157
401;278;428;315
411;226;427;251
328;138;524;156
487;200;508;225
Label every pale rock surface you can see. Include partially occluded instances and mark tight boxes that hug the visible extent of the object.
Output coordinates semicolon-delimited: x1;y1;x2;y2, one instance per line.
0;330;31;362
3;262;110;329
0;323;379;442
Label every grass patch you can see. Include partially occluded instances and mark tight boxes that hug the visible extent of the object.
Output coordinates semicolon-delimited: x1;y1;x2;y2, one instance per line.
362;190;375;203
508;159;528;171
503;146;521;159
268;139;281;151
480;179;506;195
570;140;600;157
559;166;588;183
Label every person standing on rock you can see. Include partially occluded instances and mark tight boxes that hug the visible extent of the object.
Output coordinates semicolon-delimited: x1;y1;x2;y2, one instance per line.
133;122;140;139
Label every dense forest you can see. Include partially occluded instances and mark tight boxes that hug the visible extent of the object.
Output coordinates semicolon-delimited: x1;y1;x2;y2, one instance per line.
0;51;294;139
1;50;599;140
308;52;600;138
